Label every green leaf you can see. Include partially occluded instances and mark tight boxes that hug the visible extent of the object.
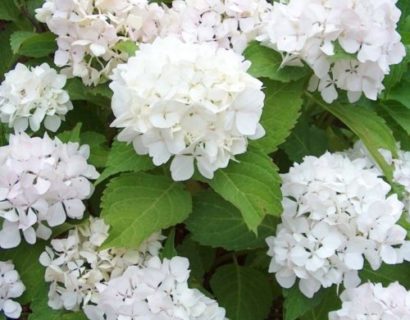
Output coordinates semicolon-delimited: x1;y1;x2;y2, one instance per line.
101;172;192;249
161;228;177;259
186;191;277;251
210;264;274;320
0;241;47;304
208;147;282;232
0;25;17;79
387;79;410;109
310;94;397;182
360;262;410;289
13;32;57;58
114;40;138;56
96;141;154;185
283;286;336;320
244;42;309;82
57;123;82;143
65;78;112;104
10;31;35;53
380;103;410;136
251;79;304;153
80;131;109;168
0;0;20;21
383;56;409;93
282;115;328;162
177;237;215;281
300;288;341;320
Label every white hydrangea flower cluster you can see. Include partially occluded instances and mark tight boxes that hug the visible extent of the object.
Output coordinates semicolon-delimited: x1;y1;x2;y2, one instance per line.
39;217;164;312
0;133;99;249
110;36;265;181
0;261;25;319
266;152;410;298
162;0;272;53
84;256;227;320
0;63;72;132
329;282;410;319
36;0;165;86
259;0;406;103
346;141;410;219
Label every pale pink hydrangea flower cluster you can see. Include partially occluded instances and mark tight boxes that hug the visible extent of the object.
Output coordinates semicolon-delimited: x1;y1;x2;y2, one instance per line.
266;152;410;298
0;261;25;319
39;217;164;312
329;282;410;319
84;256;227;320
0;133;99;249
110;36;265;181
161;0;272;53
35;0;165;86
259;0;406;103
35;0;272;86
0;63;72;132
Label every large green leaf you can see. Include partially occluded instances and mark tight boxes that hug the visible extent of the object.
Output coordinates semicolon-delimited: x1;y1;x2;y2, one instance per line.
96;141;154;185
177;236;215;281
80;131;109;168
251;79;304;154
210;264;274;320
208;147;282;232
310;94;397;181
11;32;57;58
386;79;410;109
101;172;192;249
0;241;47;304
300;288;341;320
381;103;410;135
244;42;309;82
360;262;410;289
64;78;112;107
209;148;282;232
0;24;16;79
186;191;277;251
0;0;20;21
282;115;328;162
283;286;325;320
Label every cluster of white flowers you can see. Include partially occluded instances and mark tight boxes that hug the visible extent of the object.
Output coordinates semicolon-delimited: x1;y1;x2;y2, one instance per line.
0;63;72;132
36;0;165;86
266;152;410;298
345;141;410;220
162;0;272;53
329;282;410;319
259;0;406;103
0;133;99;249
84;256;227;320
39;217;164;312
0;261;25;319
110;36;265;181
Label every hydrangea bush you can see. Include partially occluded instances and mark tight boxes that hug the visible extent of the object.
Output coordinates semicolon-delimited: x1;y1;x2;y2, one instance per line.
0;0;409;319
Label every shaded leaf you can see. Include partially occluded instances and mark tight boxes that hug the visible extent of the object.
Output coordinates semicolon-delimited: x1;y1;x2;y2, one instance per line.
186;191;277;251
282;115;328;162
311;94;397;182
210;264;274;320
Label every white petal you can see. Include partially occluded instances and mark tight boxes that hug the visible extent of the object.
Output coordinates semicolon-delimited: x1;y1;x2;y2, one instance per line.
170;155;195;181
